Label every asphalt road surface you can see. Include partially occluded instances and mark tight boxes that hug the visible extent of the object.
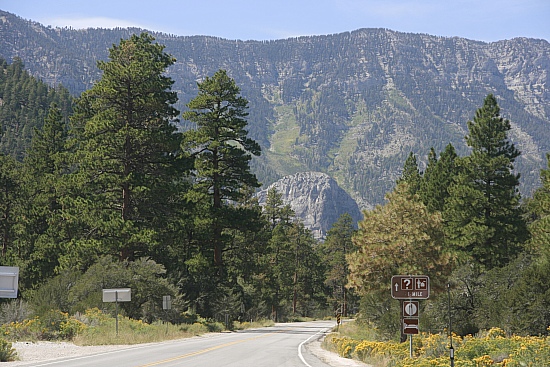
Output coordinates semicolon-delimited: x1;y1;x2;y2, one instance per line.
21;320;338;367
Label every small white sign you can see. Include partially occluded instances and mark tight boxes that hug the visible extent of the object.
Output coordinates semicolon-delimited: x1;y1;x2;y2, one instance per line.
403;301;419;317
102;288;131;302
163;295;172;310
0;266;19;299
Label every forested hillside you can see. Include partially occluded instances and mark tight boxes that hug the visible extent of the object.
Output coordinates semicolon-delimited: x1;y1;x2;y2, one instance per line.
0;10;549;208
0;58;72;159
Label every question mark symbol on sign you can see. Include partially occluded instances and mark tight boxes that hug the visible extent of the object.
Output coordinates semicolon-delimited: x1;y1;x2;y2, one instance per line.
402;278;413;289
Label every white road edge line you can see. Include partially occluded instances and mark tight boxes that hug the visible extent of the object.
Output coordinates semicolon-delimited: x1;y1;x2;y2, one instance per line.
27;345;148;367
298;327;329;367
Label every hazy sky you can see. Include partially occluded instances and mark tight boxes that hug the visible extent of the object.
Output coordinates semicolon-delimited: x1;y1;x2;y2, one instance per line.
1;0;548;42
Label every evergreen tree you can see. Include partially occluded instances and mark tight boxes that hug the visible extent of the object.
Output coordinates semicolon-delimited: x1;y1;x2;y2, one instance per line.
0;154;22;260
397;152;421;194
348;183;454;295
419;144;458;213
263;220;323;320
263;188;294;229
182;69;261;270
444;94;528;269
65;33;184;265
525;153;550;255
0;58;72;160
20;104;69;287
320;213;357;316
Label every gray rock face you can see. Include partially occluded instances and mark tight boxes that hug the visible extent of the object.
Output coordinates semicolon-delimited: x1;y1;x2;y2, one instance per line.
256;172;362;240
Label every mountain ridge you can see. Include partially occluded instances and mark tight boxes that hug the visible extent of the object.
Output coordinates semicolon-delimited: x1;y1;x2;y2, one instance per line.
1;10;549;209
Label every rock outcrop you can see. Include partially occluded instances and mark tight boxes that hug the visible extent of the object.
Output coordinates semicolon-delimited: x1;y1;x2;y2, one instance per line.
256;172;363;240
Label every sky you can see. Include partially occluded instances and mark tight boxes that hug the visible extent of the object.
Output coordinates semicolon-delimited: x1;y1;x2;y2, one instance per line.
1;0;548;42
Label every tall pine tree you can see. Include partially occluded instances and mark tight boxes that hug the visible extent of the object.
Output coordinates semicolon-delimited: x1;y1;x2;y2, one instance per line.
65;33;184;265
182;69;261;270
320;213;357;316
444;94;528;268
20;103;70;286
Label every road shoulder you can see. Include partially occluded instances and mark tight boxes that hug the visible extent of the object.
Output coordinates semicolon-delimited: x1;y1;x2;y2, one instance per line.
306;333;372;367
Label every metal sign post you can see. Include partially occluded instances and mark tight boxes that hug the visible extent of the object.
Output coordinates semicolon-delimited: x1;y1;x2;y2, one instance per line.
163;295;172;333
447;284;454;367
103;288;131;336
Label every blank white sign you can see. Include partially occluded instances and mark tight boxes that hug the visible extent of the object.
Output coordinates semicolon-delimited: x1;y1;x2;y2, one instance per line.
102;288;131;302
0;266;19;299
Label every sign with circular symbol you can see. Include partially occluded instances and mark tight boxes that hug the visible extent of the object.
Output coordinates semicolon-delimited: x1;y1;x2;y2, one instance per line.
403;300;419;317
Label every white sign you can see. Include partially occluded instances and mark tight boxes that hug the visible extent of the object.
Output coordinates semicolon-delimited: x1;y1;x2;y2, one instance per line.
0;266;19;299
403;301;419;317
102;288;131;302
163;295;172;310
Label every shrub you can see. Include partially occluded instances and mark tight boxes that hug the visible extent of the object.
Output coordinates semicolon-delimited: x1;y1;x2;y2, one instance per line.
324;321;550;367
0;338;17;362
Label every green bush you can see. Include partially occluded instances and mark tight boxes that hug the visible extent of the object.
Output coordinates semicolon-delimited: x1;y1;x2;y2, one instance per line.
0;338;17;362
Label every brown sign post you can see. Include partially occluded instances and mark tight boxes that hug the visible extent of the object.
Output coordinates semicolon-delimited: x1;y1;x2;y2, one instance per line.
392;275;430;357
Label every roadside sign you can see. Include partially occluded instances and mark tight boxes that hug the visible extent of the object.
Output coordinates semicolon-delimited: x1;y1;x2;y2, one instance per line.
102;288;131;302
102;288;131;336
163;295;172;310
403;318;419;334
403;300;419;317
0;266;19;299
391;275;430;299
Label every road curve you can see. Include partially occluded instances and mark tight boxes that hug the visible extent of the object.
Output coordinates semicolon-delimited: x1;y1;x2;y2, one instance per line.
18;320;337;367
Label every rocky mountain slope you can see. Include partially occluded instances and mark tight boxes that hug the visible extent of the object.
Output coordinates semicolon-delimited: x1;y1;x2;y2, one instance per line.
1;10;549;210
256;172;363;239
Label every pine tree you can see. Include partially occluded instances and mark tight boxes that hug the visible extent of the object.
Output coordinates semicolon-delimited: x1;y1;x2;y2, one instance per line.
348;183;453;295
444;94;528;268
65;33;184;264
525;153;550;255
397;152;421;195
20;103;69;286
263;188;294;229
320;213;357;316
182;69;261;269
0;154;22;259
263;220;322;319
419;144;459;213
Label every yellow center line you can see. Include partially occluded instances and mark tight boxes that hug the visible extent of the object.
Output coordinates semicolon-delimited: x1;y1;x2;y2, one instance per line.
137;329;288;367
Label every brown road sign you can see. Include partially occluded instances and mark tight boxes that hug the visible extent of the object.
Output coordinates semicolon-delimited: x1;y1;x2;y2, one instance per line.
403;318;419;334
391;275;430;299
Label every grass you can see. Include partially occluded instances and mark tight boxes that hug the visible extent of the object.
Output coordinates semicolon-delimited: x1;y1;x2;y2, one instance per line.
1;308;275;347
266;105;308;174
